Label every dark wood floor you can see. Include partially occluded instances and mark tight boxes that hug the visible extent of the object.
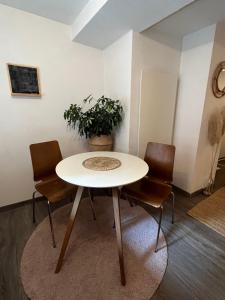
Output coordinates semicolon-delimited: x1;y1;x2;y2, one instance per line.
1;170;225;300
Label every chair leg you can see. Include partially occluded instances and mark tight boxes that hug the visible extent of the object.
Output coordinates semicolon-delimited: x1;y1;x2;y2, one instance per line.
125;193;133;207
128;199;134;207
32;191;36;223
171;191;175;224
155;206;163;253
88;188;96;220
89;188;94;202
47;201;56;248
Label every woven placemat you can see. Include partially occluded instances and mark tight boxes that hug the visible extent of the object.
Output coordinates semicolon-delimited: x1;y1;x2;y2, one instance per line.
82;157;121;171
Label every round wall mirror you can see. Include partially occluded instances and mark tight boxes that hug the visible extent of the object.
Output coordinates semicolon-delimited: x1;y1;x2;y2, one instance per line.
218;68;225;91
212;61;225;98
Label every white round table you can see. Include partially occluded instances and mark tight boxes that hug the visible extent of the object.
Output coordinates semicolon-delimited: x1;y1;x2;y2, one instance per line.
55;152;149;285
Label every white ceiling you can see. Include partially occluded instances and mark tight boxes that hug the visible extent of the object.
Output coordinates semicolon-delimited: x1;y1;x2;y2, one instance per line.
144;0;225;39
74;0;195;49
2;0;223;49
0;0;89;24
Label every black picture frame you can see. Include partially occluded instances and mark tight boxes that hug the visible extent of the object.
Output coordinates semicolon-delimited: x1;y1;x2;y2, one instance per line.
7;63;41;97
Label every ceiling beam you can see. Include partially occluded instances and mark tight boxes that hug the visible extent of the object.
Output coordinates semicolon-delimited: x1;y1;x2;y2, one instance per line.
71;0;109;42
71;0;196;49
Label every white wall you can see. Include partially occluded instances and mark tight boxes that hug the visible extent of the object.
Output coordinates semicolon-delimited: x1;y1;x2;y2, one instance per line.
103;31;133;153
103;28;181;159
139;69;178;158
173;24;216;193
130;31;181;156
192;22;225;191
2;4;222;206
0;4;104;207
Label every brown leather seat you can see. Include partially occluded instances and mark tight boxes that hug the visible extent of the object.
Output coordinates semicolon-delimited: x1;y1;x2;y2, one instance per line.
35;177;74;203
30;140;76;248
125;177;172;208
123;142;176;252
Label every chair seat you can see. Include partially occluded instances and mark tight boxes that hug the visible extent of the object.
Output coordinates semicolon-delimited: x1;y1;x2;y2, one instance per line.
123;177;172;208
35;177;76;203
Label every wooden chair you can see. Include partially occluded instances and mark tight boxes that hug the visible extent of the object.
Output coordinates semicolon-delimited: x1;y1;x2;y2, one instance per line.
29;140;96;248
123;142;175;252
144;142;175;185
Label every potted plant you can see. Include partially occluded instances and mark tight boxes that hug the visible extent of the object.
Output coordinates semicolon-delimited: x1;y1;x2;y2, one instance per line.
64;95;123;151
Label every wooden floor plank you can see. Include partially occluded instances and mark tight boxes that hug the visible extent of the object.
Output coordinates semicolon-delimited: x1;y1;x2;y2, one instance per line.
0;171;225;300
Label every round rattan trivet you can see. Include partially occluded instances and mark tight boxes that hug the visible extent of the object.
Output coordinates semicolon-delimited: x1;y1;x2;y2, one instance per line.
82;157;121;171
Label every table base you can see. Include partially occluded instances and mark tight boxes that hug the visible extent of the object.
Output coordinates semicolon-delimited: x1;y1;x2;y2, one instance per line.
55;186;126;286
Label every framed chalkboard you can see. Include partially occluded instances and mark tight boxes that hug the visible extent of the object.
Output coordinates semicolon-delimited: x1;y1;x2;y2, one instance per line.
7;64;41;97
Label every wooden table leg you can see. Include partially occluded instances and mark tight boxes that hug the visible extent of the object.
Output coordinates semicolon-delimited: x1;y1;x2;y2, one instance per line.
55;186;84;273
112;188;126;286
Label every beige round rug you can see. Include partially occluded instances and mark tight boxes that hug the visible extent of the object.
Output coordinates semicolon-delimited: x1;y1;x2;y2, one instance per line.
21;197;167;300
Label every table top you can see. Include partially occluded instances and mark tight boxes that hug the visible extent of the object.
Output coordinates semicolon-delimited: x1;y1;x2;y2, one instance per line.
56;151;149;188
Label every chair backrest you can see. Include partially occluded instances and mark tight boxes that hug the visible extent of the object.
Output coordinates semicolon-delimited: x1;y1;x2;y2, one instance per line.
144;142;175;183
30;140;62;181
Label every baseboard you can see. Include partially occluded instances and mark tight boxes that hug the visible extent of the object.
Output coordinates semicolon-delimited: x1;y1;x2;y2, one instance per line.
190;188;204;197
0;196;44;213
0;185;204;214
173;185;203;198
0;188;91;213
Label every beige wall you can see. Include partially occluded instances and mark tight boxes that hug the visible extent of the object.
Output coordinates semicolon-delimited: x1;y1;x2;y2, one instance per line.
103;28;181;158
0;5;104;207
2;5;224;206
173;24;216;193
139;69;178;158
129;31;181;156
103;31;133;153
192;22;225;191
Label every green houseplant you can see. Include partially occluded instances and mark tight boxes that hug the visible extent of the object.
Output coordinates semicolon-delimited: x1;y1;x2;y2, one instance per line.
64;95;123;151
